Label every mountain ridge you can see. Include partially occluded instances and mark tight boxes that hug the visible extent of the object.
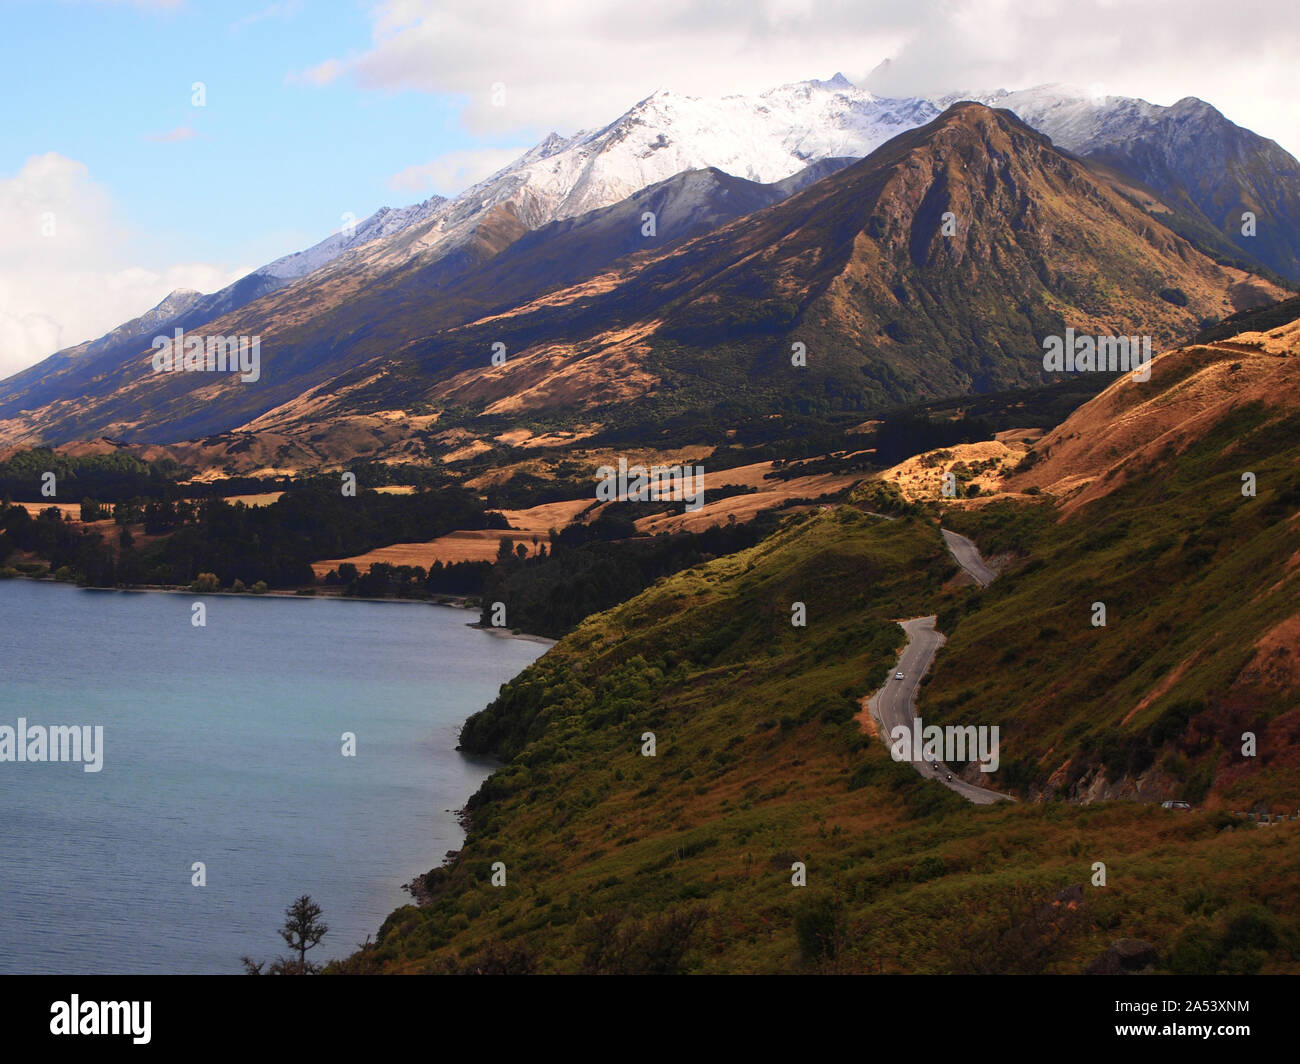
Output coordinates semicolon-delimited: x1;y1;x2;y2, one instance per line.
1;80;1296;465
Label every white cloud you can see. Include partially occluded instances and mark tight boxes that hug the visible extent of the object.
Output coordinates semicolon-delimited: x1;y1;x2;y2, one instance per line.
291;0;1300;158
0;153;245;380
291;0;903;135
288;56;344;87
388;146;530;195
860;0;1300;159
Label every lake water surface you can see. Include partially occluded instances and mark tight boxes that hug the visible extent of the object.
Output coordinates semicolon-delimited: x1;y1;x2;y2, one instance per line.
0;582;545;974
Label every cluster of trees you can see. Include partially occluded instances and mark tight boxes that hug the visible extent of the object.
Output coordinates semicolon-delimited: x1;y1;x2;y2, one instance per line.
318;510;782;634
1;480;510;590
0;449;187;502
479;516;780;638
323;559;492;599
481;466;596;511
870;411;997;466
0;503;115;583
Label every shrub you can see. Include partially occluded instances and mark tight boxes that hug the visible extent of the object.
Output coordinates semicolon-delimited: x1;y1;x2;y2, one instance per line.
794;896;841;965
909;856;947;883
191;572;220;593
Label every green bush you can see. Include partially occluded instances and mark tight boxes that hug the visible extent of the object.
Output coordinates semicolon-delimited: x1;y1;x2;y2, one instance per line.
794;896;841;965
1166;905;1283;974
909;856;947;883
191;572;220;592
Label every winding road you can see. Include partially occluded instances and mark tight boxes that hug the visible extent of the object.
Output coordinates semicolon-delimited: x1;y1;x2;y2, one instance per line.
940;528;997;587
862;526;1010;805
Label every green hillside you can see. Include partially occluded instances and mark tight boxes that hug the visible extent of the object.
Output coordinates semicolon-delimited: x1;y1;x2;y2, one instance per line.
340;503;1300;974
933;400;1300;808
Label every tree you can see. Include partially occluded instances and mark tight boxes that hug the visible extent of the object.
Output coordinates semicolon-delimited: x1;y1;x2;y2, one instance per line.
240;894;329;975
279;895;328;973
795;895;845;967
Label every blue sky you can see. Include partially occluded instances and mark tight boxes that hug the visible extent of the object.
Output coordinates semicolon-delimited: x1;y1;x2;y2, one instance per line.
1;0;520;267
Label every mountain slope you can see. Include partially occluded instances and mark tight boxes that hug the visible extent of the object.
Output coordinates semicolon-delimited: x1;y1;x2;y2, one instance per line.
0;159;855;452
944;85;1300;281
2;81;1296;462
314;103;1284;436
8;101;1282;472
926;316;1300;807
0;195;447;429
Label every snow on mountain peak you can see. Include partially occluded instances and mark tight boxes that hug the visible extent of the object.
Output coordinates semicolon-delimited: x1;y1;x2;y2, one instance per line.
814;72;856;91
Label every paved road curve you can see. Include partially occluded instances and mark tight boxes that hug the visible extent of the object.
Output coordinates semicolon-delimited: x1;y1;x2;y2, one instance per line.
940;528;997;587
866;617;1009;805
862;526;1009;805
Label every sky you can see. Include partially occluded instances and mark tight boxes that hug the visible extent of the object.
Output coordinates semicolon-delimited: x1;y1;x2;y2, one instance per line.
2;0;1298;379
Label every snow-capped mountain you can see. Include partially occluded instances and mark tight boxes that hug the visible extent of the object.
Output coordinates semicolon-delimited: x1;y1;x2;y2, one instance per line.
457;74;940;225
935;84;1300;280
938;83;1220;157
5;73;940;391
290;74;943;285
257;196;449;281
11;72;1299;408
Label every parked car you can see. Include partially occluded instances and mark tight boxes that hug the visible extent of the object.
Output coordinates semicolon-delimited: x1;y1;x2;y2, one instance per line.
1161;800;1192;811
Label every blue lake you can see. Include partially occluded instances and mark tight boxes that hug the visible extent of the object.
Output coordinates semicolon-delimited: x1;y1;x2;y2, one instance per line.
0;581;545;974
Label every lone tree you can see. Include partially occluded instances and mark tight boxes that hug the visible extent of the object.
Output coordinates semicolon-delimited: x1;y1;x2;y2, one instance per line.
280;895;328;972
241;894;329;975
